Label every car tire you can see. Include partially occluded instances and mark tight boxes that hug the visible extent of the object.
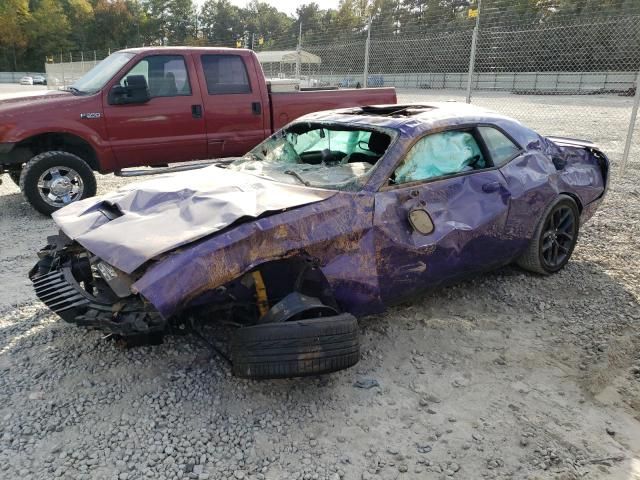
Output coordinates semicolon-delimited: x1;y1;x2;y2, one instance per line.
8;169;21;186
231;313;360;379
20;151;97;215
516;194;580;275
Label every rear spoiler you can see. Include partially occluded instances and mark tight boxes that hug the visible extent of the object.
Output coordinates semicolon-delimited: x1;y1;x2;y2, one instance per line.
546;136;599;149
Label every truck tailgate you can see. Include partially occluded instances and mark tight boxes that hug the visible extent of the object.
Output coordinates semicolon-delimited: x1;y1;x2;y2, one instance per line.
270;87;397;131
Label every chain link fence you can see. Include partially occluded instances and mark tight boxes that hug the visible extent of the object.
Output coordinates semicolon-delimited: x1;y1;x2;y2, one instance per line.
45;12;640;171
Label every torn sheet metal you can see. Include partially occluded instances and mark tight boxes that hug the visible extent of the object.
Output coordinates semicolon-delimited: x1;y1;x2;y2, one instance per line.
52;165;335;273
132;191;383;319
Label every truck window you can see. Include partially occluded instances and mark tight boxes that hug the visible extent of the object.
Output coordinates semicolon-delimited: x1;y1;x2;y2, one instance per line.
201;55;251;95
120;55;191;98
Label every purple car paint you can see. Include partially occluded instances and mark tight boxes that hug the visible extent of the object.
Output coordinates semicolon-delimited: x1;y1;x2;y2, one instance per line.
32;103;609;332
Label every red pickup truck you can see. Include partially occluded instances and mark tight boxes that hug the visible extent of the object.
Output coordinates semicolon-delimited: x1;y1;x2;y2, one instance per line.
0;47;396;214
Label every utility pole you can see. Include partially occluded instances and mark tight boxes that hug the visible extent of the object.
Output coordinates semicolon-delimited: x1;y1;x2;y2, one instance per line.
465;0;481;104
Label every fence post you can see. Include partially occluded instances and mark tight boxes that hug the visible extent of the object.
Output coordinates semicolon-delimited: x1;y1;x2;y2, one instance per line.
620;69;640;174
296;22;302;80
465;0;481;104
363;16;372;88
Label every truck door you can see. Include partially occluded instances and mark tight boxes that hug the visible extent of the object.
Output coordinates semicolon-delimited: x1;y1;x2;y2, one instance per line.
194;52;269;157
102;53;207;167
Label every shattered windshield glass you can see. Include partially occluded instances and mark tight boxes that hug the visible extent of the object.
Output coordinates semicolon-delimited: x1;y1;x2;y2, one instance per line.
228;124;393;190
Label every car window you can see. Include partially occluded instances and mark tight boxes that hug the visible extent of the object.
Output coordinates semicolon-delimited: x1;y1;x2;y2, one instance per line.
478;126;521;166
227;124;392;191
392;130;486;185
120;55;191;98
201;55;251;95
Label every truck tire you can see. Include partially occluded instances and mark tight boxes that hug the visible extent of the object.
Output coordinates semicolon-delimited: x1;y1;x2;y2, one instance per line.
20;151;97;215
231;313;360;379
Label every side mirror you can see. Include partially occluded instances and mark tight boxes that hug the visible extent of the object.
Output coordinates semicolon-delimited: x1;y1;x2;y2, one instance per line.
408;208;434;235
108;75;150;105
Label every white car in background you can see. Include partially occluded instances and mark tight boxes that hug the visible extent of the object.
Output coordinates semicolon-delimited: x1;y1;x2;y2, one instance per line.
20;76;34;85
32;75;47;85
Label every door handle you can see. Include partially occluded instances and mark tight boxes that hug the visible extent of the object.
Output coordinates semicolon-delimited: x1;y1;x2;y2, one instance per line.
191;104;202;118
482;181;501;193
251;102;262;115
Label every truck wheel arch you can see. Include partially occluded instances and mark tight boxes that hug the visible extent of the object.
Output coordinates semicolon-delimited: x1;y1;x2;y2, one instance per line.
12;132;99;171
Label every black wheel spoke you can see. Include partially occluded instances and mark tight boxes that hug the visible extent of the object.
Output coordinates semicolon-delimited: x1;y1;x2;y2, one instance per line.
557;231;573;241
558;217;573;231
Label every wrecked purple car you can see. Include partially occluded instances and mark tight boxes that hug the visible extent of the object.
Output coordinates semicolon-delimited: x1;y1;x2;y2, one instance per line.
30;103;609;378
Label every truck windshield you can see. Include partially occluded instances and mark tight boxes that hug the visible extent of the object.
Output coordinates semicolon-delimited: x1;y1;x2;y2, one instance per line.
70;52;135;94
228;124;393;191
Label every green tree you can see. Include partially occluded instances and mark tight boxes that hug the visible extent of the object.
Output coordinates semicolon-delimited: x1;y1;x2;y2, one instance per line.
199;0;242;45
28;0;72;65
0;0;31;69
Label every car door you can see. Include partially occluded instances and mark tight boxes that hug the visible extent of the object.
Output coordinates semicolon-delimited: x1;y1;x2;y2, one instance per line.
195;52;268;157
373;127;512;304
102;53;207;167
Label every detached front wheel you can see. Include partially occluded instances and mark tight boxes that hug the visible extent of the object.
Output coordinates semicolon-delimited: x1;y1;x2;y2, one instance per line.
20;151;97;215
231;313;360;379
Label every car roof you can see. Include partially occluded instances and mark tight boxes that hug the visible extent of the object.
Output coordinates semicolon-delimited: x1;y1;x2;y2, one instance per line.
298;102;516;130
295;102;537;146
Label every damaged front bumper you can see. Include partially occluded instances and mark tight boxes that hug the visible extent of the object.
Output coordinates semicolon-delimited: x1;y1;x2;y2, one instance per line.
29;234;166;336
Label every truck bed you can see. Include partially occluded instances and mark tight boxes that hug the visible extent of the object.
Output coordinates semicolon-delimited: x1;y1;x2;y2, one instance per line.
269;87;397;131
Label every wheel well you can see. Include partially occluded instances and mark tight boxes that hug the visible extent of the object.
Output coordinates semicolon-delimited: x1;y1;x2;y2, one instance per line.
560;192;583;213
255;257;338;310
12;133;98;170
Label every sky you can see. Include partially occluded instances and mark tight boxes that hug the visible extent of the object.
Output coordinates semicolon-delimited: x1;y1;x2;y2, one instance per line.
220;0;342;16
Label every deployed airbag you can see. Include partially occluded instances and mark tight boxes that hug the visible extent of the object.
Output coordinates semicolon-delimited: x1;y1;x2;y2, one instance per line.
394;131;484;183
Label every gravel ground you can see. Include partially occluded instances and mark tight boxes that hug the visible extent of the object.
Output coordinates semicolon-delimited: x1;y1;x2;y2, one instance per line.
1;87;640;479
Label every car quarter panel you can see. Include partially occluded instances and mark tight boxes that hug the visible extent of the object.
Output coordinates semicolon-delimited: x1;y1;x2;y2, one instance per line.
132;192;383;319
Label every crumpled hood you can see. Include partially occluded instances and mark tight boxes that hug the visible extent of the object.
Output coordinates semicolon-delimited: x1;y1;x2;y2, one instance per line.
52;166;336;274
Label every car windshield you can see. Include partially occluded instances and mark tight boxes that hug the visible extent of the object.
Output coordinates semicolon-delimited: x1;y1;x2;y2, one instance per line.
228;124;393;190
70;52;135;94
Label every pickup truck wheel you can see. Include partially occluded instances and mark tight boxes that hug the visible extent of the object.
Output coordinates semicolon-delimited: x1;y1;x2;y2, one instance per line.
20;151;97;215
231;313;360;379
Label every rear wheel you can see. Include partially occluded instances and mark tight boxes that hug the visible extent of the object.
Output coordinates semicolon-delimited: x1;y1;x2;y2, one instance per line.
517;195;579;274
20;151;97;215
231;313;360;379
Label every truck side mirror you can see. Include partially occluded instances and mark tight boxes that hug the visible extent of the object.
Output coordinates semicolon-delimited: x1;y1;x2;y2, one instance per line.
109;75;150;105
